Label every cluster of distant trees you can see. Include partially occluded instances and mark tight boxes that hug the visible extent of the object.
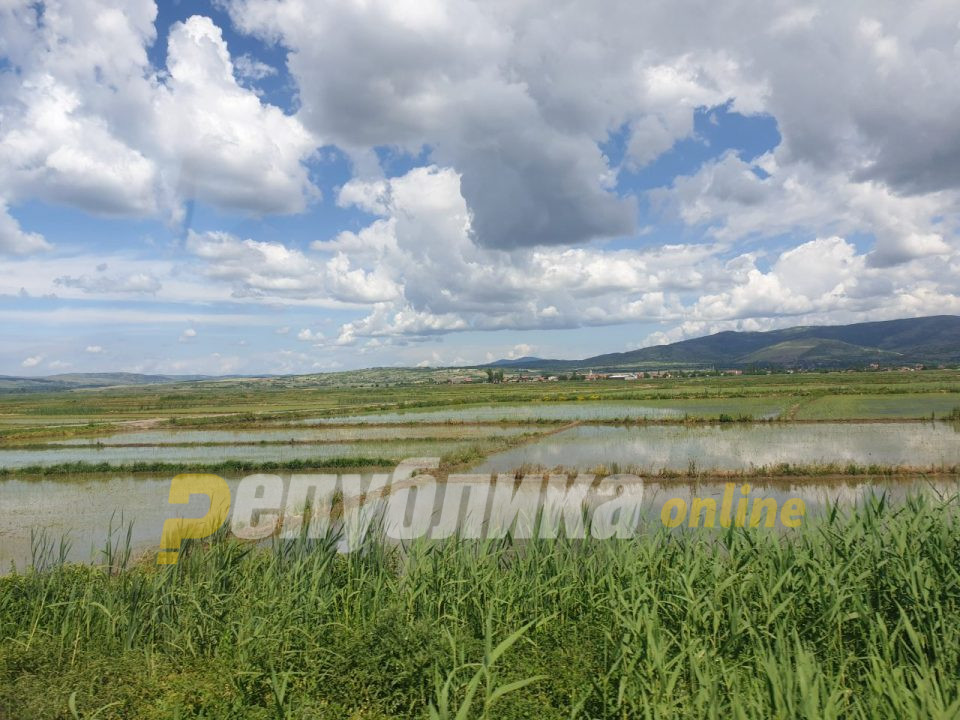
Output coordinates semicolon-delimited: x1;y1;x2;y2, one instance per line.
485;368;505;383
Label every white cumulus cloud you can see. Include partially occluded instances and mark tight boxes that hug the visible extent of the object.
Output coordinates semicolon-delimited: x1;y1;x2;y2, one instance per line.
0;2;318;247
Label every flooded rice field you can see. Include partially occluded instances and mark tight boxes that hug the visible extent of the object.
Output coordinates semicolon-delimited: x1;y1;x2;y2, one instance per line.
2;472;956;571
470;422;960;473
3;405;958;572
46;425;537;445
0;474;243;570
14;421;956;471
0;438;480;468
300;398;787;424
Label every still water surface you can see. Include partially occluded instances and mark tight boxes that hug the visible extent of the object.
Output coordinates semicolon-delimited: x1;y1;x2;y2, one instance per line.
2;471;956;571
470;422;960;473
301;399;786;424
46;425;536;445
0;439;478;468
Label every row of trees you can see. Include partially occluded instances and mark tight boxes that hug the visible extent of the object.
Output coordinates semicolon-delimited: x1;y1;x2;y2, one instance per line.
486;369;588;382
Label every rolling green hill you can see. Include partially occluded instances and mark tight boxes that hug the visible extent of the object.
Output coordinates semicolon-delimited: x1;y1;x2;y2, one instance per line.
486;315;960;370
736;338;902;366
0;373;214;393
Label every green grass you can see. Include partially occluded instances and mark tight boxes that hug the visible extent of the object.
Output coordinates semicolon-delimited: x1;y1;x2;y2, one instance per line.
1;431;547;452
0;422;122;443
0;432;545;476
794;394;960;419
522;463;960;480
1;369;959;434
0;369;958;451
2;493;960;718
0;457;398;477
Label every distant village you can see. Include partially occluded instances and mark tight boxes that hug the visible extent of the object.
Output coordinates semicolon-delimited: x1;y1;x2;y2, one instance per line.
441;363;939;384
444;368;748;384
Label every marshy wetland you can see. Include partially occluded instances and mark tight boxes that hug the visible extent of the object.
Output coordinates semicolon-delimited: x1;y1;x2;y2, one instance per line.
2;369;960;717
2;370;960;563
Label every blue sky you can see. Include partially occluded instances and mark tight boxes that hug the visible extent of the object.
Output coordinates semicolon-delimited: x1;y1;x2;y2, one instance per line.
1;1;958;375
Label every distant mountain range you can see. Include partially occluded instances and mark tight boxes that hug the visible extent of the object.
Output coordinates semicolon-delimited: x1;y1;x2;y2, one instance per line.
0;372;214;393
484;315;960;370
2;316;958;392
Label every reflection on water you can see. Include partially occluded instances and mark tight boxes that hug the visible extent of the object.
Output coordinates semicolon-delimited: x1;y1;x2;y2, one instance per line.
0;439;476;468
384;475;957;541
0;475;231;571
1;470;956;571
47;425;536;446
471;423;960;473
300;399;786;424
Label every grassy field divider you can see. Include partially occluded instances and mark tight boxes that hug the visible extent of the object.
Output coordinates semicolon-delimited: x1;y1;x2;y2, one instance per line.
496;461;960;482
0;457;399;477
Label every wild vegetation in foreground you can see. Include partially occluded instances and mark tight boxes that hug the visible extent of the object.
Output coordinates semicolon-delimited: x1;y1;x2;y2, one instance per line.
2;495;959;719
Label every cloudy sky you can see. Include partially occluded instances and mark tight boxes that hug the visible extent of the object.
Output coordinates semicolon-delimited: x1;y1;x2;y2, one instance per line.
2;0;959;375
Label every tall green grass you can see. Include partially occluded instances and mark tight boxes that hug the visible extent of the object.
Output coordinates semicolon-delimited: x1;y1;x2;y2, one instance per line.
2;493;960;718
